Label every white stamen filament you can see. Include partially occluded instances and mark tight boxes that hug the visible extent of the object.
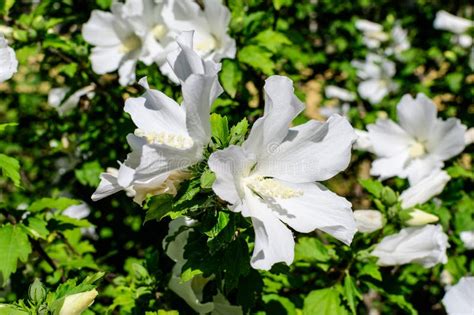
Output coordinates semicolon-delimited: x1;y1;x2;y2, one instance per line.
120;35;141;53
245;176;303;199
152;24;167;41
134;129;193;149
409;141;426;158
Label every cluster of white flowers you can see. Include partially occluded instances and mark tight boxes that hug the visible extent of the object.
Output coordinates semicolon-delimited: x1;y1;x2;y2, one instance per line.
82;0;235;86
434;10;473;48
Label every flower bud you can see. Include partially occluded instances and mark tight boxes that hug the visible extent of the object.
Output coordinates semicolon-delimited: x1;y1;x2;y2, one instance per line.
59;289;98;315
354;210;384;233
405;209;439;226
28;279;46;304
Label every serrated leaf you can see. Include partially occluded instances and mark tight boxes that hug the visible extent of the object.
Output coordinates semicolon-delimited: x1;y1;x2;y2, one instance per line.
238;45;275;75
359;179;384;198
29;197;80;212
200;169;216;189
22;217;49;240
303;287;349;315
220;60;242;98
253;29;291;53
343;273;362;314
229;118;249;145
144;195;174;223
180;268;203;282
210;113;229;147
0;224;32;283
0;154;21;187
358;262;382;281
295;237;333;263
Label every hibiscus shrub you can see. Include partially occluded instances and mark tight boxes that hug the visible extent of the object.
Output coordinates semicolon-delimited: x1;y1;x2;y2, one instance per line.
0;0;473;314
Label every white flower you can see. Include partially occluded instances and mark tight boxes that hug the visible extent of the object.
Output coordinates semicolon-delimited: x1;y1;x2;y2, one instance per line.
353;129;374;153
59;289;98;315
386;23;410;58
164;218;242;315
62;203;97;239
405;209;439;226
325;85;356;102
434;11;473;48
352;53;397;105
460;231;474;250
355;19;389;49
48;85;95;116
399;170;450;208
92;32;222;204
354;210;383;233
208;76;357;270
82;0;235;85
367;93;466;185
371;224;448;267
0;33;18;82
442;277;474;315
162;0;236;63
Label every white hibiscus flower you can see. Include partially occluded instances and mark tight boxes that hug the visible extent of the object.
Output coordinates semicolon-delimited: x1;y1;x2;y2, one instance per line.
0;33;18;82
367;93;466;185
399;169;450;208
164;217;242;315
372;224;448;267
352;53;397;105
386;23;410;59
162;0;236;63
208;76;357;270
460;231;474;250
92;32;222;204
434;10;473;48
355;19;389;49
353;210;384;233
442;277;474;315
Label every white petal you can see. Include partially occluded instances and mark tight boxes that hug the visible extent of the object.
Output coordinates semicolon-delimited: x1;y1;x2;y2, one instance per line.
208;145;255;205
426;118;466;161
353;129;374;152
397;93;437;141
254;115;356;183
399;170;450;208
367;119;411;157
358;79;389;104
442;277;474;315
460;231;474;250
91;172;123;201
370;152;410;180
124;81;187;136
0;34;18;82
403;157;444;185
434;10;473;34
324;85;356;102
48;87;69;108
245;193;295;270
355;19;384;33
371;224;448;267
63;203;91;220
354;210;384;233
243;76;304;158
273;182;356;245
82;10;122;46
118;58;137;86
182;73;222;145
90;46;125;74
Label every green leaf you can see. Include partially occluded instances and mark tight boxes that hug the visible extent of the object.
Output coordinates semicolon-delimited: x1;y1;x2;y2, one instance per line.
0;0;15;15
343;273;362;314
144;195;174;223
22;217;49;240
380;187;398;205
303;287;349;315
180;268;203;282
0;154;21;187
263;294;296;315
220;60;243;98
0;123;17;133
359;179;384;198
210;113;229;147
229;118;249;145
0;224;32;282
447;163;474;179
273;0;292;10
253;29;291;53
0;305;29;315
75;161;103;187
96;0;112;9
238;45;275;75
200;169;216;189
386;294;418;315
29;197;79;212
295;237;333;263
445;72;463;93
358;262;382;281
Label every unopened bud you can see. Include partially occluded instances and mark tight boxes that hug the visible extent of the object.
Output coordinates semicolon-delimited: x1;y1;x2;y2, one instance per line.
405;209;439;226
59;289;98;315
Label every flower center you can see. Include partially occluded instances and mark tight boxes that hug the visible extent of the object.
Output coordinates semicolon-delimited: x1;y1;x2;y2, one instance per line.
152;24;167;41
134;129;194;149
195;35;218;54
120;35;142;53
244;176;303;199
409;141;426;158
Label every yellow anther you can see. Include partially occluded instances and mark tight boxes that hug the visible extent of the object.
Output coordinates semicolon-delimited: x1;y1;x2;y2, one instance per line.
245;176;303;199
